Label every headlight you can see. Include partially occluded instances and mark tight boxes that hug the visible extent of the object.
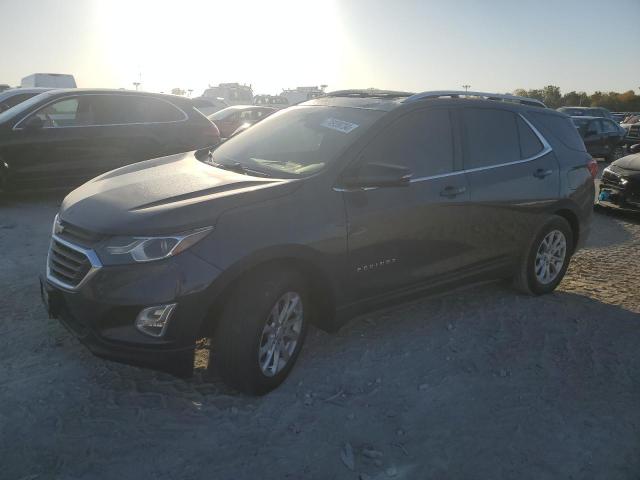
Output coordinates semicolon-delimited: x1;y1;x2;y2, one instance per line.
98;227;212;264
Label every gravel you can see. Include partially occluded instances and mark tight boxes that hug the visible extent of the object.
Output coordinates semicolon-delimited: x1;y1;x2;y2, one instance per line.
1;188;639;479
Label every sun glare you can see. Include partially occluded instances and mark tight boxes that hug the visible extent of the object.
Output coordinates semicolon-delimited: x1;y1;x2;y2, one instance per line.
92;0;346;94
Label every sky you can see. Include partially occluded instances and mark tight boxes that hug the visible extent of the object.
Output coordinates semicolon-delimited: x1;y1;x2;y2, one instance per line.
1;0;639;96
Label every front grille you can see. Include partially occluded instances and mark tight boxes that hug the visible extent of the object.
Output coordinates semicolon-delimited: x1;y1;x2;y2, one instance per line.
628;125;640;140
48;238;92;288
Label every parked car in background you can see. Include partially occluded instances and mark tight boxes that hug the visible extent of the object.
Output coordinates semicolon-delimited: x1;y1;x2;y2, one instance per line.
598;151;640;211
558;106;614;120
611;112;627;123
254;95;289;110
0;88;52;113
191;96;228;116
623;122;640;147
571;116;626;161
0;84;10;92
21;73;76;88
0;89;220;193
622;113;640;125
202;83;253;106
208;105;276;139
41;89;595;394
280;86;326;105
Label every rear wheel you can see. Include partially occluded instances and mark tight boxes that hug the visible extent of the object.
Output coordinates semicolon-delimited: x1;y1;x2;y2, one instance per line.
514;216;573;295
213;267;309;395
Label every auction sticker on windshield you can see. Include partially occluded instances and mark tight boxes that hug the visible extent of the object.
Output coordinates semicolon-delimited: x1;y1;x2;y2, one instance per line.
321;118;359;134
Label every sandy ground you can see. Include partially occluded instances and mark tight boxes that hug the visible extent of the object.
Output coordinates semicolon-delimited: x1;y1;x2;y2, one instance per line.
1;178;640;479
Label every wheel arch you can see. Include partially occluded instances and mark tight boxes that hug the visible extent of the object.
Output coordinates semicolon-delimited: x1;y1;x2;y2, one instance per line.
197;247;340;338
553;207;580;251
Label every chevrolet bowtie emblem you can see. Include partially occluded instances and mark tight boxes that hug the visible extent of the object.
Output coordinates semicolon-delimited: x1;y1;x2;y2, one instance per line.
54;221;64;235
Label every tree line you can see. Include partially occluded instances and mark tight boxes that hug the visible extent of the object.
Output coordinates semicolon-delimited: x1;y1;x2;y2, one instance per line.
513;86;640;112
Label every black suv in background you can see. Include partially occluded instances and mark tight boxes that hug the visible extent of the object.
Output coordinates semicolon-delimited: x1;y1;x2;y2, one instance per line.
0;89;220;193
557;106;614;120
571;116;627;161
41;90;595;394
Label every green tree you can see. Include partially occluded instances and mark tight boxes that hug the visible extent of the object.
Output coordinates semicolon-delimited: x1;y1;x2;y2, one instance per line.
541;85;562;108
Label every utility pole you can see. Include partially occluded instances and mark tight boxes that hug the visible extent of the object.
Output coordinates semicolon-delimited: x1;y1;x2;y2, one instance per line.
133;72;142;91
462;84;471;92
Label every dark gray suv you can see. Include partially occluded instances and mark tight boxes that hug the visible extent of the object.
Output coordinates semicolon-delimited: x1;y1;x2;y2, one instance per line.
41;90;596;394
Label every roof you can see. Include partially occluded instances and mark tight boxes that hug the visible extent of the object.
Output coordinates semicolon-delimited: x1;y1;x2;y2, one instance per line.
305;89;548;112
218;105;276;111
0;87;52;100
35;88;186;99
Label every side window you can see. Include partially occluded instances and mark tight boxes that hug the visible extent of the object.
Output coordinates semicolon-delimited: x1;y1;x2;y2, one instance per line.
601;120;617;133
517;116;544;159
30;97;90;127
240;110;254;121
133;97;185;123
589;120;602;135
360;109;454;178
463;108;520;168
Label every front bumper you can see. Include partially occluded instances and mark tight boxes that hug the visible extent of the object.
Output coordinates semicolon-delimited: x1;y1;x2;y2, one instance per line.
597;184;640;212
41;250;222;376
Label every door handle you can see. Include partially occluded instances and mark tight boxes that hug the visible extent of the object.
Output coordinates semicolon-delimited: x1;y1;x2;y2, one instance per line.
533;168;553;179
439;185;466;198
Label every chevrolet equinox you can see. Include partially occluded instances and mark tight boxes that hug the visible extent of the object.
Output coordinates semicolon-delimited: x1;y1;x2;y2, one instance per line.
41;90;596;395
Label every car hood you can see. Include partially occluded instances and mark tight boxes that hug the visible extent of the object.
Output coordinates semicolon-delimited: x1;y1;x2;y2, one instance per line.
612;153;640;172
60;152;298;235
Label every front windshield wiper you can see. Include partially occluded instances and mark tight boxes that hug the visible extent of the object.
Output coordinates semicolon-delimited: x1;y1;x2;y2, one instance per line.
205;153;271;178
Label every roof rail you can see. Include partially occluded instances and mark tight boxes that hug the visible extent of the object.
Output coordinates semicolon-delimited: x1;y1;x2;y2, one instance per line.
326;89;415;99
403;90;547;108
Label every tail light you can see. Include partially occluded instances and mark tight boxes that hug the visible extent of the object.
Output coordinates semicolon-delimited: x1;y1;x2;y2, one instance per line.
587;158;598;180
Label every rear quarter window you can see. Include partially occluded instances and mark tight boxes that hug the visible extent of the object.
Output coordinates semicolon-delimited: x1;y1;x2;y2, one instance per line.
517;117;544;158
528;111;586;152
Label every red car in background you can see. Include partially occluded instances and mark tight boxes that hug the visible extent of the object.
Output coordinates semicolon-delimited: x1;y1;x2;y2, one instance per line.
208;105;276;139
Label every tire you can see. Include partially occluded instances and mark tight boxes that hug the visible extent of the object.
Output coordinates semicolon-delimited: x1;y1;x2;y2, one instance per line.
513;216;574;295
213;267;309;395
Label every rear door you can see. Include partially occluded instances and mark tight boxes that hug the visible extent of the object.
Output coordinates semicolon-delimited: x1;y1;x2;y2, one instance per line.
461;107;560;265
342;107;475;299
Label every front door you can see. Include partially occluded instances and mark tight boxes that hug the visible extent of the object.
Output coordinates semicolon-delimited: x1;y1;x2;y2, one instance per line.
341;108;475;300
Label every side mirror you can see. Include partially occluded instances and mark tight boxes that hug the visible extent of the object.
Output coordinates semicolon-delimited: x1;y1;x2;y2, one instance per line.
340;162;412;189
630;144;640;154
22;115;45;130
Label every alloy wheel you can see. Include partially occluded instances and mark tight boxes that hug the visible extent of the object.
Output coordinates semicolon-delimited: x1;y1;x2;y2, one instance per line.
258;291;304;377
535;229;567;285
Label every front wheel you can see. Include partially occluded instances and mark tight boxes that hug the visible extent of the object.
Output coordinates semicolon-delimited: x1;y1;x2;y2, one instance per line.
213;267;309;395
514;216;574;295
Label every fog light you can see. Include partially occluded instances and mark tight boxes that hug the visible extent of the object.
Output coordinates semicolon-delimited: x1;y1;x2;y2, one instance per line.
135;303;177;337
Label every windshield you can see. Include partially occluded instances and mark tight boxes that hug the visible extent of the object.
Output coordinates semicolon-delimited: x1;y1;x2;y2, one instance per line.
207;106;383;178
209;107;238;121
0;91;55;123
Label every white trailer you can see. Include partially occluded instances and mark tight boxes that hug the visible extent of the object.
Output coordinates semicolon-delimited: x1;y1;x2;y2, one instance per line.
21;73;76;88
